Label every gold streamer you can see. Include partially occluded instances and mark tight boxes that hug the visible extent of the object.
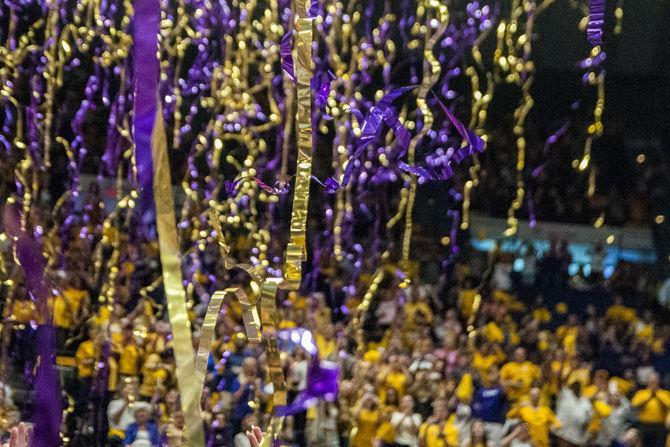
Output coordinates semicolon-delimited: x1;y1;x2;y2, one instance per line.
351;259;387;355
501;0;557;236
400;0;448;265
149;100;205;446
194;288;261;395
205;207;286;447
285;0;315;290
460;180;474;230
259;279;288;447
614;0;624;35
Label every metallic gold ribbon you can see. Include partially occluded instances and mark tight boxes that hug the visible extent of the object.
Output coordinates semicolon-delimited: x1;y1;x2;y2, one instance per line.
351;253;389;354
400;1;448;265
205;207;263;349
204;207;285;447
194;288;262;393
259;278;288;447
285;0;314;290
150;101;205;446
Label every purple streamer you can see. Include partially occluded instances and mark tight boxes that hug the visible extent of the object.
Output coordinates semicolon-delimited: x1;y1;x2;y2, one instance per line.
447;209;459;254
132;0;161;216
280;31;296;84
325;86;415;191
434;93;484;156
532;122;570;178
587;0;606;46
3;205;61;446
398;95;484;181
308;0;319;17
275;356;339;416
311;69;335;108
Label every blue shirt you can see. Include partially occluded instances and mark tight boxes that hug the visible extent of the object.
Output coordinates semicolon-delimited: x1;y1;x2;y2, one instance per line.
472;386;507;424
124;422;161;446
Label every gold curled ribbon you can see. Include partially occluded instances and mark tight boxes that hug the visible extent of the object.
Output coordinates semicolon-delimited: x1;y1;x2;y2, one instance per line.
208;207;265;285
150;101;205;446
205;207;286;447
259;278;288;447
400;1;448;267
205;207;263;342
285;0;314;290
195;288;262;393
200;214;289;447
351;252;389;354
200;1;314;440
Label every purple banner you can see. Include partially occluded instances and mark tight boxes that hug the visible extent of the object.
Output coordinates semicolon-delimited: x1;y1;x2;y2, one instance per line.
132;0;161;216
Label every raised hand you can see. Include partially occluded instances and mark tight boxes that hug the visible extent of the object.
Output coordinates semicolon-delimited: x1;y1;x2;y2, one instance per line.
9;423;32;447
247;425;264;447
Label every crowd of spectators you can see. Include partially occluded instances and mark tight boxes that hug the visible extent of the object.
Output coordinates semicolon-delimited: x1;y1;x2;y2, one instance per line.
1;198;670;447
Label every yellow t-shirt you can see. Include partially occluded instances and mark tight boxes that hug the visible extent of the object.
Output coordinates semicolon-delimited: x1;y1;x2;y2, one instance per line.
507;405;560;447
94;305;112;327
118;344;142;376
588;400;612;433
532;308;551;324
75;340;96;378
484;322;505;344
62;288;87;314
381;372;408;400
611;377;634;396
351;409;380;447
582;384;604;400
8;300;36;324
364;349;382;363
500;361;541;401
631;389;670;424
473;350;505;383
144;333;167;355
51;296;73;329
606;304;636;323
375;405;397;443
456;373;474;402
418;418;459;447
635;322;654;345
139;353;169;397
556;326;579;355
315;335;337;359
109;322;124;347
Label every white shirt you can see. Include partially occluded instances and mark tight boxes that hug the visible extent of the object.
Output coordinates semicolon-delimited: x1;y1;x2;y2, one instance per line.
595;398;631;446
106;399;135;433
555;387;593;445
130;429;152;447
391;412;422;447
289;359;308;391
492;263;513;291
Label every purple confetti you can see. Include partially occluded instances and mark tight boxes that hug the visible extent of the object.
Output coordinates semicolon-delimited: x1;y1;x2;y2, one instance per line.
587;0;606;46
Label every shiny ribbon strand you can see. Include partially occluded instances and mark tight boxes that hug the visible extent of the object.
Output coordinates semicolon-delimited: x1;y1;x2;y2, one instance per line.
132;0;204;442
400;0;448;267
285;0;315;290
207;204;288;447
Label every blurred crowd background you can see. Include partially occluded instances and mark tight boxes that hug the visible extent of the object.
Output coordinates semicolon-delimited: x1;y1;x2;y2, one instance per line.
1;196;670;447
